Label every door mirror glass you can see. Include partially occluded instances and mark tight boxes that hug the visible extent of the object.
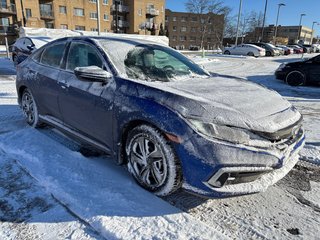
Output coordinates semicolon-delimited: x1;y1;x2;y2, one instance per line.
74;66;113;82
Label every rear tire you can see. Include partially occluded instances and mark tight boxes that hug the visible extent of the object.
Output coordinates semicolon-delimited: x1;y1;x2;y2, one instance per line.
21;89;43;128
247;52;254;57
126;125;182;196
266;51;271;56
286;71;306;86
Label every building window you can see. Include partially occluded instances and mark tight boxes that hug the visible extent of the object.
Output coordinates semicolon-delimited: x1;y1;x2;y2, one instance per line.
26;9;32;19
172;36;177;41
191;27;196;32
138;9;142;16
59;6;67;14
60;24;68;29
75;25;85;30
74;8;85;17
181;26;187;32
180;36;187;41
173;26;177;32
89;0;97;3
172;17;177;21
207;38;211;42
103;0;109;5
103;13;109;21
191;17;197;22
90;12;98;19
165;16;168;22
181;16;187;22
91;28;98;32
190;36;196;42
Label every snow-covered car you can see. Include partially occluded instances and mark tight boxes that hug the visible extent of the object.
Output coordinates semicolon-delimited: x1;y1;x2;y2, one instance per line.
16;36;305;198
12;36;53;66
275;54;320;86
224;44;265;57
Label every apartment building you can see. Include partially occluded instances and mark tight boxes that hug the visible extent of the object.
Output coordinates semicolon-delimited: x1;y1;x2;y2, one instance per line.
246;25;315;44
0;0;165;44
165;9;224;50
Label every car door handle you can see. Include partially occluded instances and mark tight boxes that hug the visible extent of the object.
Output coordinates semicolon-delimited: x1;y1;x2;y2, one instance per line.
58;82;69;89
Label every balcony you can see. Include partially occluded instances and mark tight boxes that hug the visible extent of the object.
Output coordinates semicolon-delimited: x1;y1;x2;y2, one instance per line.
40;10;54;20
112;4;129;13
113;20;129;28
146;8;159;16
140;22;158;30
0;4;16;15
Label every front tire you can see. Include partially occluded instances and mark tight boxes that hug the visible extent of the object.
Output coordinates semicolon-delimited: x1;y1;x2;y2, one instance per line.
286;71;306;86
224;50;230;55
21;89;42;128
126;125;182;196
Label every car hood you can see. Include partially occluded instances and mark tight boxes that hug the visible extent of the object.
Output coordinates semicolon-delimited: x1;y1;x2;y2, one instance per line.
143;75;301;134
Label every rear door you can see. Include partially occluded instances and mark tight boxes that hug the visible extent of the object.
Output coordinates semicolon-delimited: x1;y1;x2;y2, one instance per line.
29;41;67;120
58;41;115;148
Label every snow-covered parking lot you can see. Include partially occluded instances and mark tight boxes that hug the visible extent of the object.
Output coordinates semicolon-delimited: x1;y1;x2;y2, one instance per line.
0;54;319;239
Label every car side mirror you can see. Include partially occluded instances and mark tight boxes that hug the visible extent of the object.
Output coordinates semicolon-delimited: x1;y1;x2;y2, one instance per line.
27;44;35;51
74;66;113;83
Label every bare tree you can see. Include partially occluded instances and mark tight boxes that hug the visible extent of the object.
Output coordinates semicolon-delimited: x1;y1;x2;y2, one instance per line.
185;0;230;49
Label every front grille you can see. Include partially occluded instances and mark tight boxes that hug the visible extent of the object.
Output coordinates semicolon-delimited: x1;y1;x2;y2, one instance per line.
254;117;303;141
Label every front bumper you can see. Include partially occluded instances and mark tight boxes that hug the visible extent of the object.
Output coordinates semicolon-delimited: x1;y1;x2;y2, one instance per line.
275;70;287;80
177;128;305;198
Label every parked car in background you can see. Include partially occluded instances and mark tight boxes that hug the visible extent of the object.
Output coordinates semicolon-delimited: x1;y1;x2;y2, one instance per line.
223;44;265;57
298;44;312;53
276;45;293;55
16;36;304;198
287;45;304;54
12;36;53;66
311;44;320;53
249;42;280;56
275;54;320;86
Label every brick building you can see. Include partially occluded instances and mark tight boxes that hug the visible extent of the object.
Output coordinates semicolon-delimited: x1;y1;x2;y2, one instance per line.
165;9;224;50
0;0;165;44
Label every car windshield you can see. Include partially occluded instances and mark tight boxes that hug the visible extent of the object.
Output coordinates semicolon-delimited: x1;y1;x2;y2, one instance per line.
97;39;210;82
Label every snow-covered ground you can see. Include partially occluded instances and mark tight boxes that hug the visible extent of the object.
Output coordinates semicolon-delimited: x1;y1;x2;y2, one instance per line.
0;54;320;239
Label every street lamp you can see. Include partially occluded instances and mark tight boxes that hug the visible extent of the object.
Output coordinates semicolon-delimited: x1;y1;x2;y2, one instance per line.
96;0;101;35
311;21;318;44
274;3;285;45
298;13;306;42
261;0;268;42
235;0;243;46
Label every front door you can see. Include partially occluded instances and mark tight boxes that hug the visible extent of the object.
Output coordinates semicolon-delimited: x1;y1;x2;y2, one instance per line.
58;41;115;149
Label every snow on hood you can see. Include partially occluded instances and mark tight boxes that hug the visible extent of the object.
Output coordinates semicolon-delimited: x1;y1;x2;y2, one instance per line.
142;76;301;133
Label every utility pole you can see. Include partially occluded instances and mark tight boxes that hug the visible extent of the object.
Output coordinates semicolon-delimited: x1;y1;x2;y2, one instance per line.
274;3;285;45
298;13;306;43
235;0;243;46
261;0;268;42
96;0;101;35
311;21;317;44
20;0;26;27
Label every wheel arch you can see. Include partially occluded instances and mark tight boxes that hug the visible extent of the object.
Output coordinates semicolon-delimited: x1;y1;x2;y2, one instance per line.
17;85;28;105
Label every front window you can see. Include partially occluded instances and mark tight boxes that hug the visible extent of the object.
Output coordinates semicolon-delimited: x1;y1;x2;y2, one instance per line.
66;42;103;71
97;39;209;82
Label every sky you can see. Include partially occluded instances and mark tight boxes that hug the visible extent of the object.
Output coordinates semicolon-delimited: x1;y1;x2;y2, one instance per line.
166;0;320;36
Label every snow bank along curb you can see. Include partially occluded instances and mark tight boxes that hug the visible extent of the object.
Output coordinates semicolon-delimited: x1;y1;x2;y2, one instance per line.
0;129;229;240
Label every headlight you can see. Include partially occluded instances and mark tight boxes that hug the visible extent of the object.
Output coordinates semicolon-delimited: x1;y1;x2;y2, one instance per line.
188;119;270;146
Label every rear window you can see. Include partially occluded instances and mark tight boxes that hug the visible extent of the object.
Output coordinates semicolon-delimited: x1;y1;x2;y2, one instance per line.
40;43;66;68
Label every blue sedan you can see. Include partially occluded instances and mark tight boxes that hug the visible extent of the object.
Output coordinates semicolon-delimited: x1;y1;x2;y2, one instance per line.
16;36;305;197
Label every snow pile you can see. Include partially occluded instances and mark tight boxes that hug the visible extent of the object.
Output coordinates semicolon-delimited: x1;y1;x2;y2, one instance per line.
19;27;169;46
